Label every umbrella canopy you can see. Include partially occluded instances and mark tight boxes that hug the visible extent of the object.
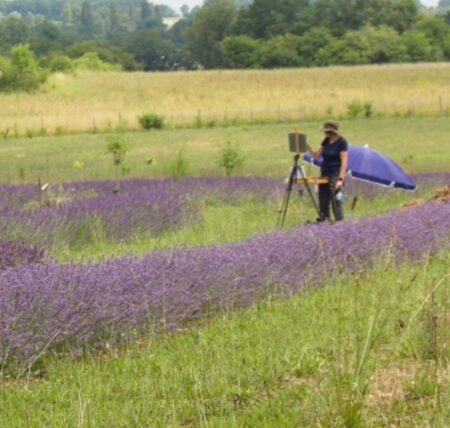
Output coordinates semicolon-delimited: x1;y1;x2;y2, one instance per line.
303;145;416;190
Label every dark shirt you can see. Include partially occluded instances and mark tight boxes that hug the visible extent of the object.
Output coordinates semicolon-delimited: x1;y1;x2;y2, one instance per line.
320;137;348;177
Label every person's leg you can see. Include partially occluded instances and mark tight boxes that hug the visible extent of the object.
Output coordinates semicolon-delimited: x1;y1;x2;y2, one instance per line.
318;183;331;221
330;176;344;221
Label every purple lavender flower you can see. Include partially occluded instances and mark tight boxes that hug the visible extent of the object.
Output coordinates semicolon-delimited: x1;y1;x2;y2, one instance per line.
0;201;448;368
0;178;279;248
0;241;44;271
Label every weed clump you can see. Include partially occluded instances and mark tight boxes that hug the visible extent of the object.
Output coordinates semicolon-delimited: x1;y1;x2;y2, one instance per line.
138;113;165;130
216;141;245;177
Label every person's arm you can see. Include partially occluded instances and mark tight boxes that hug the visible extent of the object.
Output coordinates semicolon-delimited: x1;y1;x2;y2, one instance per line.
335;151;348;189
307;144;323;159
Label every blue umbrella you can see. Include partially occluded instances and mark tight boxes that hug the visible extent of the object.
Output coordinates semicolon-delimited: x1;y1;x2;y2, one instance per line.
303;145;417;190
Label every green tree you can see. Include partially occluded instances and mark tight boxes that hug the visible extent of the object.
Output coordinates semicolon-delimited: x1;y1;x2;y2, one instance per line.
140;0;150;22
30;20;63;55
233;0;310;39
126;29;178;70
62;3;73;25
414;14;450;58
401;30;442;61
187;0;237;68
256;35;301;68
0;17;29;53
0;44;47;92
331;30;372;65
138;0;164;29
309;0;370;36
362;25;408;63
109;0;119;31
296;27;336;66
390;0;418;32
221;35;260;68
80;0;95;35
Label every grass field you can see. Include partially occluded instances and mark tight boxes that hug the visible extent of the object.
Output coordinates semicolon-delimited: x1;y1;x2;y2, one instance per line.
0;63;449;134
0;116;448;185
1;254;448;427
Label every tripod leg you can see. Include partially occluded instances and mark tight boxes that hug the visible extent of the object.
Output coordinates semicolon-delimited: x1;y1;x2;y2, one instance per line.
277;188;291;227
297;166;322;220
277;165;297;227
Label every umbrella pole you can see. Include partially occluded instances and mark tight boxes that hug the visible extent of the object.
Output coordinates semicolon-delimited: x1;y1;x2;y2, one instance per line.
351;180;360;211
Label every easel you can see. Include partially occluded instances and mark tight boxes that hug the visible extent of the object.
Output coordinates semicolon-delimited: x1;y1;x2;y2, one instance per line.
277;131;328;227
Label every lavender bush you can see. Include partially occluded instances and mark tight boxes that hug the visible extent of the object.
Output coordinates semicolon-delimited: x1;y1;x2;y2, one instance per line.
0;178;278;248
0;201;448;370
0;241;44;271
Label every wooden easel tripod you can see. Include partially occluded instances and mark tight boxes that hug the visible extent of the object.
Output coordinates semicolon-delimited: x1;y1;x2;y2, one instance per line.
277;153;326;227
277;130;331;227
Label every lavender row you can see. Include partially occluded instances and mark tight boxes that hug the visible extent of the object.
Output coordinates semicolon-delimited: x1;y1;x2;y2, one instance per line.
0;177;278;247
0;201;448;368
0;172;446;209
0;241;44;271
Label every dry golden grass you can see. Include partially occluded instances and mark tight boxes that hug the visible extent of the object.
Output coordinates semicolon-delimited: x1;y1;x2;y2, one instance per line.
0;63;449;134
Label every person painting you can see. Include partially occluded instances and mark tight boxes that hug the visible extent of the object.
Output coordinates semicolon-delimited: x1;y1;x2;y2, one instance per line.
307;120;349;222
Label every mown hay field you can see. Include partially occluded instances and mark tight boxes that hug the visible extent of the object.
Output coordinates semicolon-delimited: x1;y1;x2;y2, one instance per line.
1;63;449;134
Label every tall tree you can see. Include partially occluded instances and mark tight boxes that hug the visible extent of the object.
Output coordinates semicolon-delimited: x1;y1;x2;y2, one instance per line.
187;0;237;68
234;0;310;38
126;28;177;70
62;3;73;25
80;1;95;35
390;0;418;32
309;0;372;36
140;0;150;22
109;0;119;31
0;17;29;53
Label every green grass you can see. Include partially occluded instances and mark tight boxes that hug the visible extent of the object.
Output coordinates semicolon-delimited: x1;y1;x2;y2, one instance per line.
1;253;448;427
1;116;448;185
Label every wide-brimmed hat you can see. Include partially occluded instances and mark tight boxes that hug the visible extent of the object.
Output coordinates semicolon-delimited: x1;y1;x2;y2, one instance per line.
322;120;339;134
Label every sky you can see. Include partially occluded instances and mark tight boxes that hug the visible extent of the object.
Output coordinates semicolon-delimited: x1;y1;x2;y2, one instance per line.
159;0;440;14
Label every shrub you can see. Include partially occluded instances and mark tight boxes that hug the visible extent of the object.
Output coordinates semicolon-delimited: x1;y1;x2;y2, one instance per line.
347;100;374;118
74;52;122;71
55;126;67;135
167;149;189;181
0;45;48;92
106;135;128;166
216;141;245;177
45;54;74;73
138;113;165;130
363;101;373;118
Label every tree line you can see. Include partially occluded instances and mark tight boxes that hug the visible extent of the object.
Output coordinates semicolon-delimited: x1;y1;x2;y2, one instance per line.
0;0;449;89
